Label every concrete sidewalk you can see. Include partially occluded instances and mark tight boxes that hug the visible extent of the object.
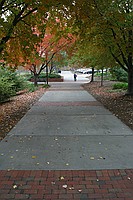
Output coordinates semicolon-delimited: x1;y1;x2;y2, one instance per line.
0;81;133;199
0;82;133;170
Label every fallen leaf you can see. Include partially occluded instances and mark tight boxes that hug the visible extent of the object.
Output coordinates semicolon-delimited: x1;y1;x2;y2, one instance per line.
66;163;69;166
90;157;95;160
13;185;17;189
99;156;103;159
60;176;65;180
99;142;102;145
62;185;67;189
69;187;74;190
98;156;106;160
32;156;37;159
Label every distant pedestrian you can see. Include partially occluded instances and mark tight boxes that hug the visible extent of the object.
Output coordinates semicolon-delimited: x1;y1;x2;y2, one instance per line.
74;73;77;81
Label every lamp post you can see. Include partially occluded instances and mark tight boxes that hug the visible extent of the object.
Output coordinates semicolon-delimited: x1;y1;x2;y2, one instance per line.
46;51;48;85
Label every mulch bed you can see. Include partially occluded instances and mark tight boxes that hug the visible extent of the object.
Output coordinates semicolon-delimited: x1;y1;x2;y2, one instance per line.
0;87;46;140
83;81;133;131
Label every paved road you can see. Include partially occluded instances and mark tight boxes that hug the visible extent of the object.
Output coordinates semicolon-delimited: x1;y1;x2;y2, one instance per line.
0;80;133;170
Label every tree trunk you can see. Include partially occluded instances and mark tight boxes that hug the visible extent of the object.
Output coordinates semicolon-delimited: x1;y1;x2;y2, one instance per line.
101;69;104;86
90;67;94;82
50;59;53;74
34;74;38;86
127;69;133;95
46;65;49;85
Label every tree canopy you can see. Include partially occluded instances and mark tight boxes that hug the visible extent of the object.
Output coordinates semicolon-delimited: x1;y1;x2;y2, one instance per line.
0;0;63;59
51;0;132;93
0;0;133;93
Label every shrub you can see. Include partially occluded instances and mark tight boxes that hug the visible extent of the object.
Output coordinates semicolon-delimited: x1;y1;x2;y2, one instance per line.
110;66;128;82
26;73;61;80
0;67;27;92
113;82;128;90
43;84;50;88
48;73;61;78
0;67;29;102
8;73;27;92
24;73;33;80
0;77;16;102
24;82;37;92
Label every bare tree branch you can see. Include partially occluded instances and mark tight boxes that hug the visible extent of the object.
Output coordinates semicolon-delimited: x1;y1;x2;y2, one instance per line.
110;28;129;67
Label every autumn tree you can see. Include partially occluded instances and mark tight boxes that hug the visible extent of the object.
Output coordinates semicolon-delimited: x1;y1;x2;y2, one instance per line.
0;0;66;59
25;31;75;85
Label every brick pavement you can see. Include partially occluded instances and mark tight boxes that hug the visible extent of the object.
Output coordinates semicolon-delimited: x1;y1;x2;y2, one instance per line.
0;169;133;199
35;101;102;106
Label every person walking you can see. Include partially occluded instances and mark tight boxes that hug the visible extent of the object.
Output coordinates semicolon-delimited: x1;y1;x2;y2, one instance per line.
74;73;77;81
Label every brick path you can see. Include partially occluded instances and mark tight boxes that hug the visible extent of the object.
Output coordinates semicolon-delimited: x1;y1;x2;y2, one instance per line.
35;101;102;106
1;169;133;199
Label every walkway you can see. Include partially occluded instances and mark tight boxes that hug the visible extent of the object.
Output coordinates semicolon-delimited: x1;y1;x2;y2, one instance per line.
0;77;133;199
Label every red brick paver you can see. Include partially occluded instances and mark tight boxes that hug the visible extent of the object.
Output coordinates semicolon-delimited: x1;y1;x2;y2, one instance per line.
35;101;102;106
0;170;133;199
